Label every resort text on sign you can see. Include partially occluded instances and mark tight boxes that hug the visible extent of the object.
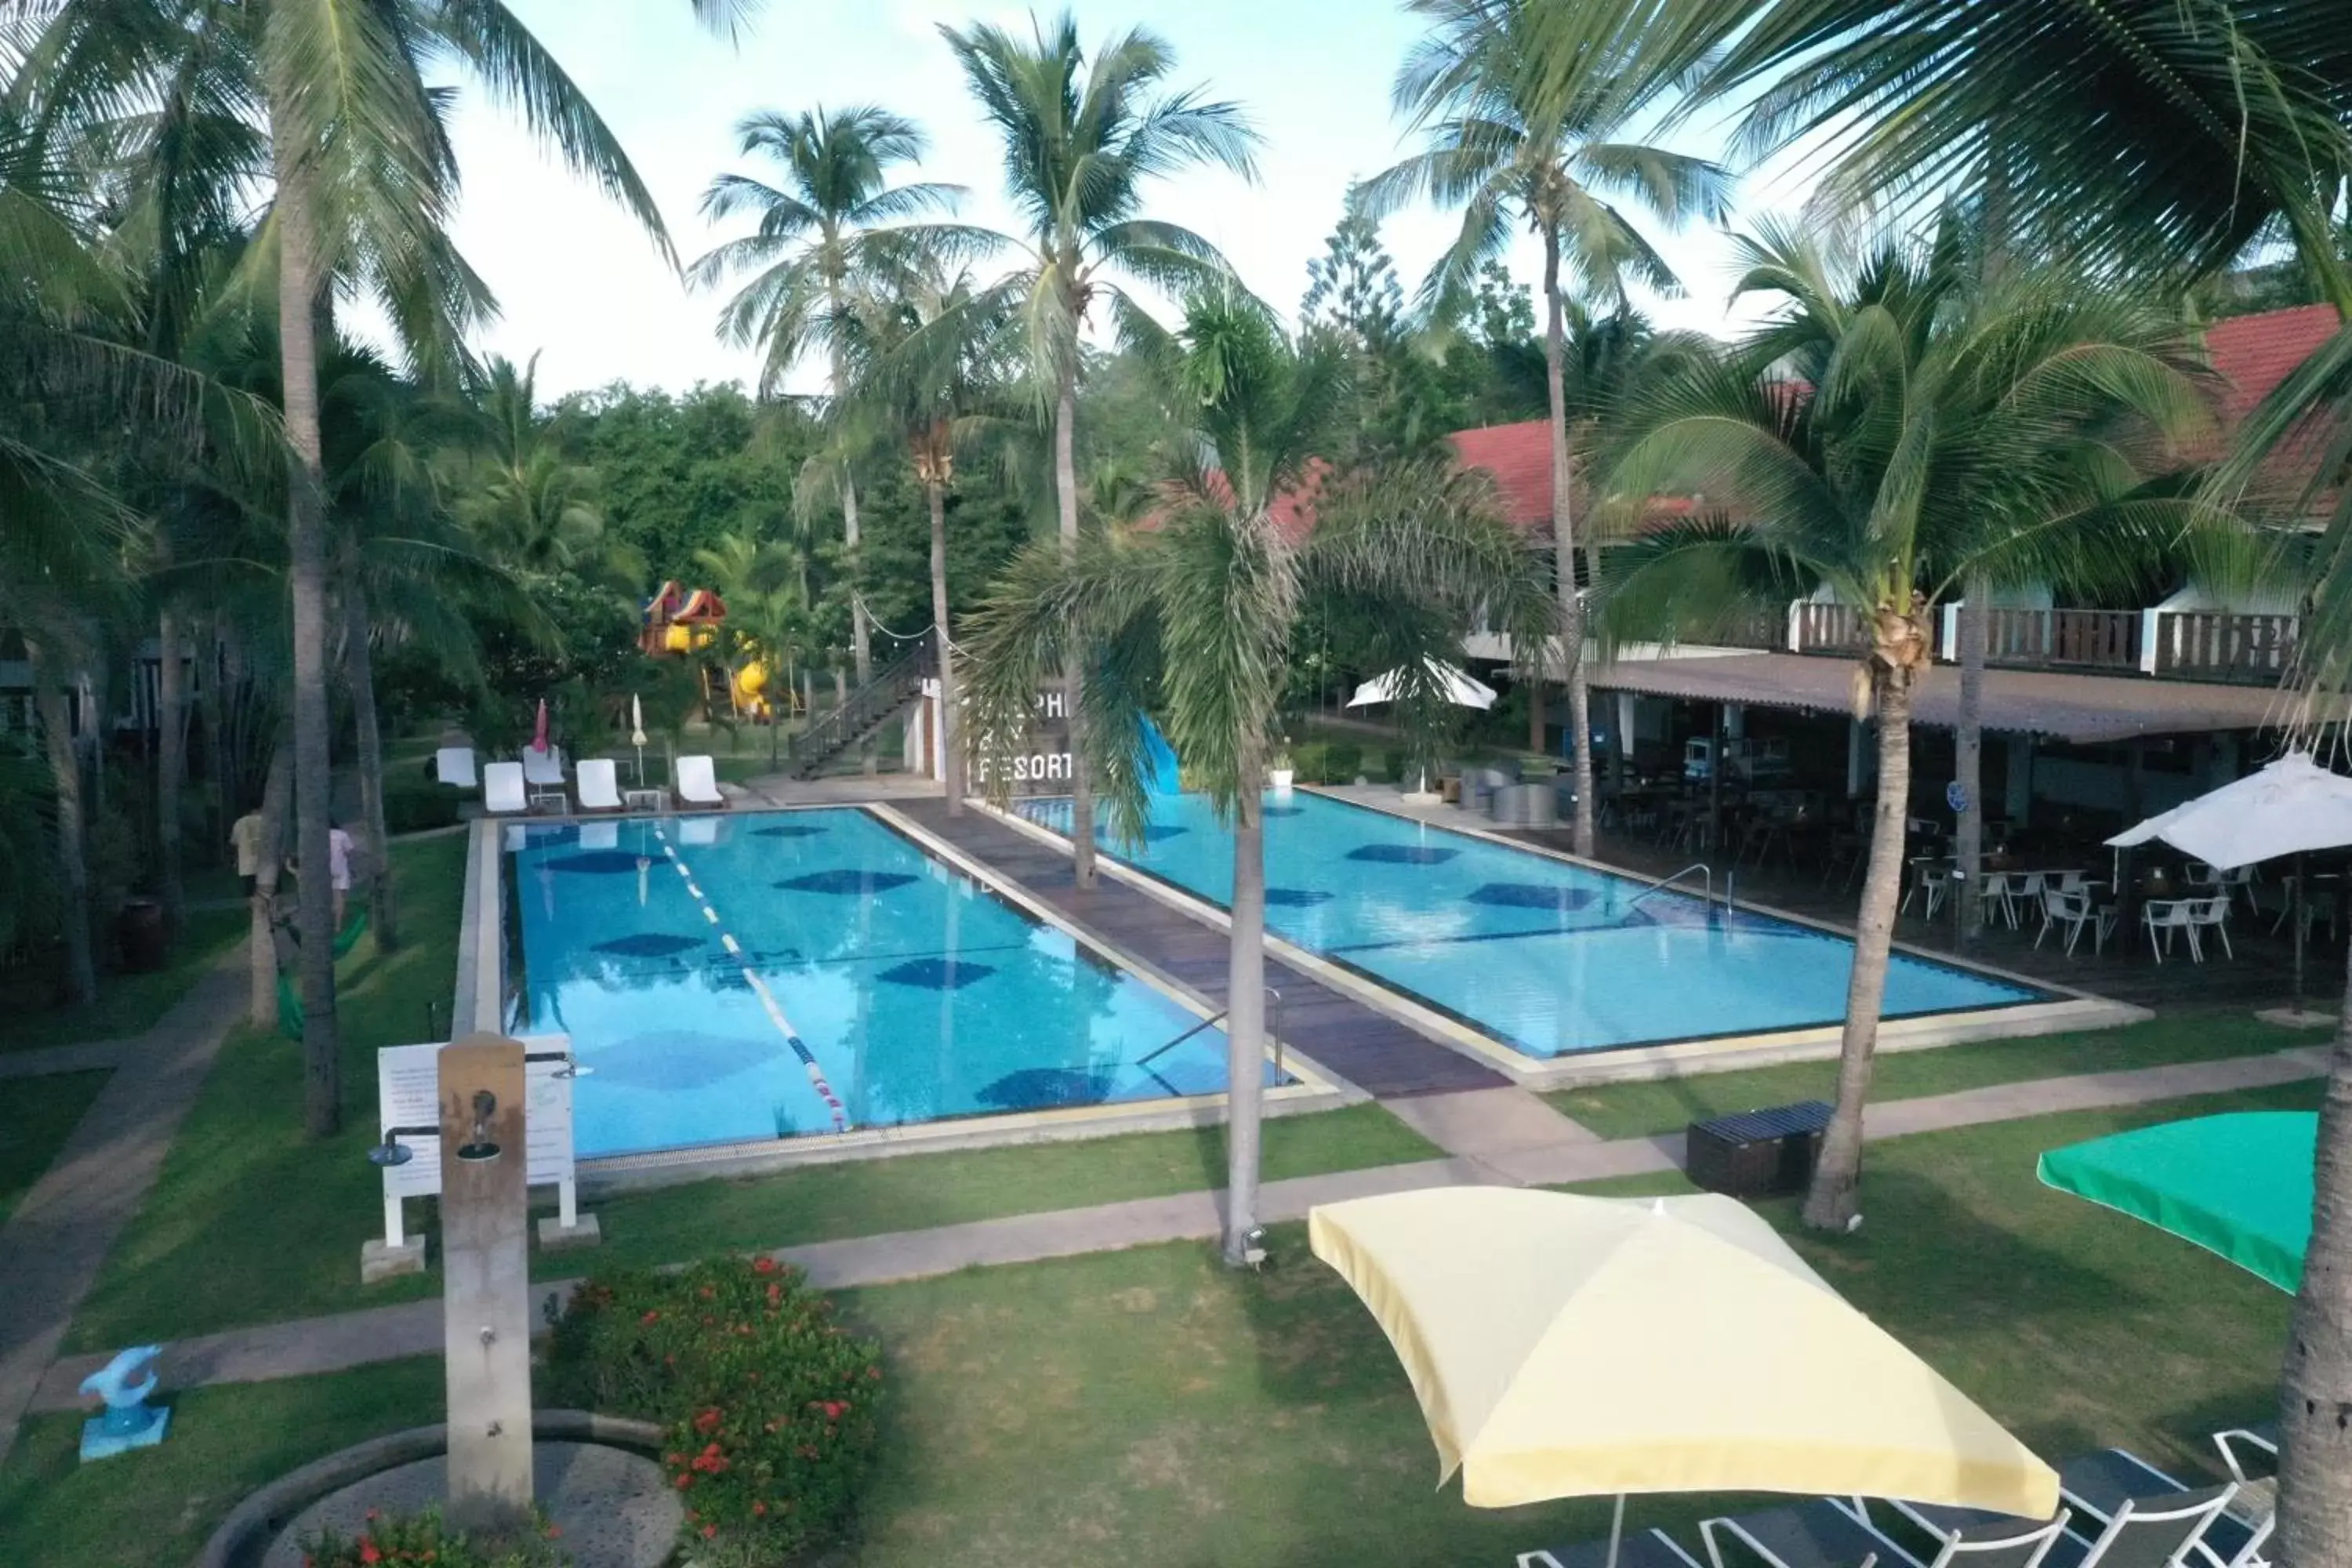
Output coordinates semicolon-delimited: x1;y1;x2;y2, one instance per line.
375;1038;578;1248
972;684;1073;796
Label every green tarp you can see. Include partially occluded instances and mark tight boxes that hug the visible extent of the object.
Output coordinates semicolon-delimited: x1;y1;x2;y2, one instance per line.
2037;1112;2316;1293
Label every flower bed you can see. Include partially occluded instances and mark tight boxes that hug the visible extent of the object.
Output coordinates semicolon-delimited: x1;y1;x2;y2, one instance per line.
303;1507;566;1566
542;1257;884;1560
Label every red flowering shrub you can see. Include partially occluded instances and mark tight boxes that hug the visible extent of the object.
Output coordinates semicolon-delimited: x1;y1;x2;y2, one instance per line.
543;1257;884;1561
303;1506;565;1566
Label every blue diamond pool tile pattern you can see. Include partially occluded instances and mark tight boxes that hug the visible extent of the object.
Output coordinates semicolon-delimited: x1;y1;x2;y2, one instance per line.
1014;791;2045;1060
506;809;1254;1160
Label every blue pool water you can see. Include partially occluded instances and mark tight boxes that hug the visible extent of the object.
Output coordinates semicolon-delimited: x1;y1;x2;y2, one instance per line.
505;809;1255;1159
1015;791;2043;1058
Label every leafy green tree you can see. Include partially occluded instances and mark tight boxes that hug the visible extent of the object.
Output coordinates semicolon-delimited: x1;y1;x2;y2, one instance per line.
1367;0;1733;858
691;104;960;768
942;9;1261;888
1602;228;2223;1233
965;292;1550;1263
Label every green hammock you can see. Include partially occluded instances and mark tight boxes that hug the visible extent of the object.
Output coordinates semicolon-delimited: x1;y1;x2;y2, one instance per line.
332;908;368;958
276;972;303;1040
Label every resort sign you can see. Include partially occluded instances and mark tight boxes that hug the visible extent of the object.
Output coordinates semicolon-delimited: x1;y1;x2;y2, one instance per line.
970;684;1075;797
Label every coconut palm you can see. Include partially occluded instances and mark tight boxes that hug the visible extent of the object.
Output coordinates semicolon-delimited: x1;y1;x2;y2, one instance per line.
691;105;961;773
1365;0;1733;857
1601;227;2225;1232
842;265;1023;816
15;0;702;1135
964;292;1550;1264
693;530;808;771
452;354;639;589
942;11;1261;887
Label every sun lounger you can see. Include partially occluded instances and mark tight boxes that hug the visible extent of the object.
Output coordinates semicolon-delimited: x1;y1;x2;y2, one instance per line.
1893;1477;2245;1568
677;815;720;848
576;757;623;813
484;761;528;815
675;753;726;809
432;746;477;789
521;746;568;808
1519;1528;1704;1568
2211;1425;2278;1483
1699;1497;1921;1568
2059;1451;2259;1568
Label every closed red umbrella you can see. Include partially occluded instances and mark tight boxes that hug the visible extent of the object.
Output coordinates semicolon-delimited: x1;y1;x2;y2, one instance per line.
531;698;550;754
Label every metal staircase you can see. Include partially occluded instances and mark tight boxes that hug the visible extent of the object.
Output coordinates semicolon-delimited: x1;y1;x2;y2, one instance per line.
784;644;935;780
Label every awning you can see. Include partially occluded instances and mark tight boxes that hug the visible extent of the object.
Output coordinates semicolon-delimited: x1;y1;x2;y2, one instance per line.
1589;652;2322;745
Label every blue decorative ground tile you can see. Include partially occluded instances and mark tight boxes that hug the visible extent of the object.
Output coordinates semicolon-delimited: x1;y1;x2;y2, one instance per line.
543;851;644;875
752;824;829;839
976;1065;1114;1109
878;957;997;991
592;933;703;958
1466;882;1596;911
1143;825;1189;841
775;870;919;895
1265;887;1334;907
1347;844;1458;865
1261;805;1306;818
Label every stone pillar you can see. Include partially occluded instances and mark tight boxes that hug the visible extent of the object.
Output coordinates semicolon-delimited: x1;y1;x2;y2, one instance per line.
439;1035;532;1538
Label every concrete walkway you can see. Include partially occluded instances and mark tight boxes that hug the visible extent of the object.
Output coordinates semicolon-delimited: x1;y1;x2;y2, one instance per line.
22;1041;2326;1414
0;953;249;1466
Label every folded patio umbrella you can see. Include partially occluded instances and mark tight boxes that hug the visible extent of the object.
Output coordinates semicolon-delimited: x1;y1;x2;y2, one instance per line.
1346;657;1497;710
2106;751;2352;870
2038;1112;2315;1292
1309;1187;2058;1551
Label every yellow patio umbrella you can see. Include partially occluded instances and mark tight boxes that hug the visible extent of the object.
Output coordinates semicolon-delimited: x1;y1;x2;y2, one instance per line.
1310;1188;2056;1544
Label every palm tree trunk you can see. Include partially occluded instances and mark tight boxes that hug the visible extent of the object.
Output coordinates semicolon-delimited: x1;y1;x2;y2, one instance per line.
1539;226;1595;855
928;480;964;815
270;134;342;1138
844;473;877;776
1056;372;1097;889
249;734;292;1026
1221;779;1267;1267
1954;585;1987;943
343;583;399;952
27;640;96;1007
156;604;187;942
2275;951;2352;1568
1803;658;1914;1231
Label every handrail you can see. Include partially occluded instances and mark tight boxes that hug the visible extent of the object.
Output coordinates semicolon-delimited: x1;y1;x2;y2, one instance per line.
786;643;934;775
1138;985;1287;1072
1624;862;1712;911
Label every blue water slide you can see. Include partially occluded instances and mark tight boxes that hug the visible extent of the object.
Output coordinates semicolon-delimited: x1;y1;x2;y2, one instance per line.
1141;717;1183;797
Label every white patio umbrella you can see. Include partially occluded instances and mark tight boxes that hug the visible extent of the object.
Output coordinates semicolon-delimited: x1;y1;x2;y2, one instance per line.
1346;657;1497;711
2107;751;2352;1008
630;693;648;787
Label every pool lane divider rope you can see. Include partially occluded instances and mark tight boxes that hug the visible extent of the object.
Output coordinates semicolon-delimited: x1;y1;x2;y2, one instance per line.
652;823;849;1133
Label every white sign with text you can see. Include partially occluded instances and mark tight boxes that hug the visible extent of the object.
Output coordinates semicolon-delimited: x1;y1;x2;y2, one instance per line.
376;1036;577;1247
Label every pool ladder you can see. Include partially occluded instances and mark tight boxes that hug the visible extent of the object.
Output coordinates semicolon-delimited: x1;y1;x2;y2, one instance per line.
1622;862;1735;913
1138;985;1287;1079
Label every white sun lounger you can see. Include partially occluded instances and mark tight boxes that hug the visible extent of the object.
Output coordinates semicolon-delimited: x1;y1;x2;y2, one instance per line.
675;754;726;810
576;758;623;813
484;762;528;816
432;746;477;789
577;820;620;851
521;746;568;808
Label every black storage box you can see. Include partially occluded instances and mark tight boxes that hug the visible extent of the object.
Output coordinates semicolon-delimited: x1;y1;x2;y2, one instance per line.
1686;1099;1834;1199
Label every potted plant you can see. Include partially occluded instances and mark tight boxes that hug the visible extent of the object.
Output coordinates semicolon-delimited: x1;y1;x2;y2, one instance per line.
1268;738;1295;793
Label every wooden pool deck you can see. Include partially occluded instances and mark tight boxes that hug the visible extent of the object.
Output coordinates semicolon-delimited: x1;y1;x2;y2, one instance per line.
891;800;1512;1099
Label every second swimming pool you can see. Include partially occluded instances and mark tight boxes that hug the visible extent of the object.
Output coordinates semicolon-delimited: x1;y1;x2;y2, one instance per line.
1014;790;2045;1059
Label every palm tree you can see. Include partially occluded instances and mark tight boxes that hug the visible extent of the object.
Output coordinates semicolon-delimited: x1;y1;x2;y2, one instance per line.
964;292;1550;1264
693;531;808;771
843;265;1022;816
1367;0;1733;857
942;11;1261;887
691;105;960;775
452;354;640;589
18;0;700;1137
1601;227;2224;1232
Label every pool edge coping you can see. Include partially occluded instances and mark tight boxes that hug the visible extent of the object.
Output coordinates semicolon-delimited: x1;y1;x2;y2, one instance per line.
973;793;2151;1092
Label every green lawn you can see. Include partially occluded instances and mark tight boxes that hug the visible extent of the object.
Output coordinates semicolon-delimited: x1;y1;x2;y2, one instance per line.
0;1070;109;1228
0;906;246;1055
840;1082;2314;1568
0;1358;442;1568
1550;1011;2314;1139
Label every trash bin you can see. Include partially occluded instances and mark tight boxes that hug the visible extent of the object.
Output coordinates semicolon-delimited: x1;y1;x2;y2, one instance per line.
1686;1100;1834;1198
118;898;168;974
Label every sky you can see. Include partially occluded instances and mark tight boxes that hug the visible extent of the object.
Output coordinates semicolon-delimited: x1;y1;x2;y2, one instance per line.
433;0;1798;401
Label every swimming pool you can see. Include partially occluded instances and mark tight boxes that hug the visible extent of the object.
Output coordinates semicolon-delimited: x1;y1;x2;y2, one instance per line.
1012;790;2045;1059
504;809;1263;1160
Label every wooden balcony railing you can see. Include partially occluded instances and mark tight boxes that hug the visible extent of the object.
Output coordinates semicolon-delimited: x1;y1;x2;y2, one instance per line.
1980;608;2141;672
2152;612;2301;684
1790;603;1866;655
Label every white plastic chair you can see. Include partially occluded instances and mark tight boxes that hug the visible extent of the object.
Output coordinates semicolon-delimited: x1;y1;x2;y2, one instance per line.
521;745;568;806
1904;858;1952;920
2187;895;2235;961
2035;887;2116;958
575;757;623;813
2145;897;2232;963
675;754;726;809
1979;870;2023;930
483;761;528;816
432;746;477;789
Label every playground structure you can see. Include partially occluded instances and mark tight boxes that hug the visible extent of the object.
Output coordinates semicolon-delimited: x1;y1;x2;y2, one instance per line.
641;580;799;724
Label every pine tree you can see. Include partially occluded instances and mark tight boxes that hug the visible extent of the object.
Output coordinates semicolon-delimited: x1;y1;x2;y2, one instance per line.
1301;184;1405;353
